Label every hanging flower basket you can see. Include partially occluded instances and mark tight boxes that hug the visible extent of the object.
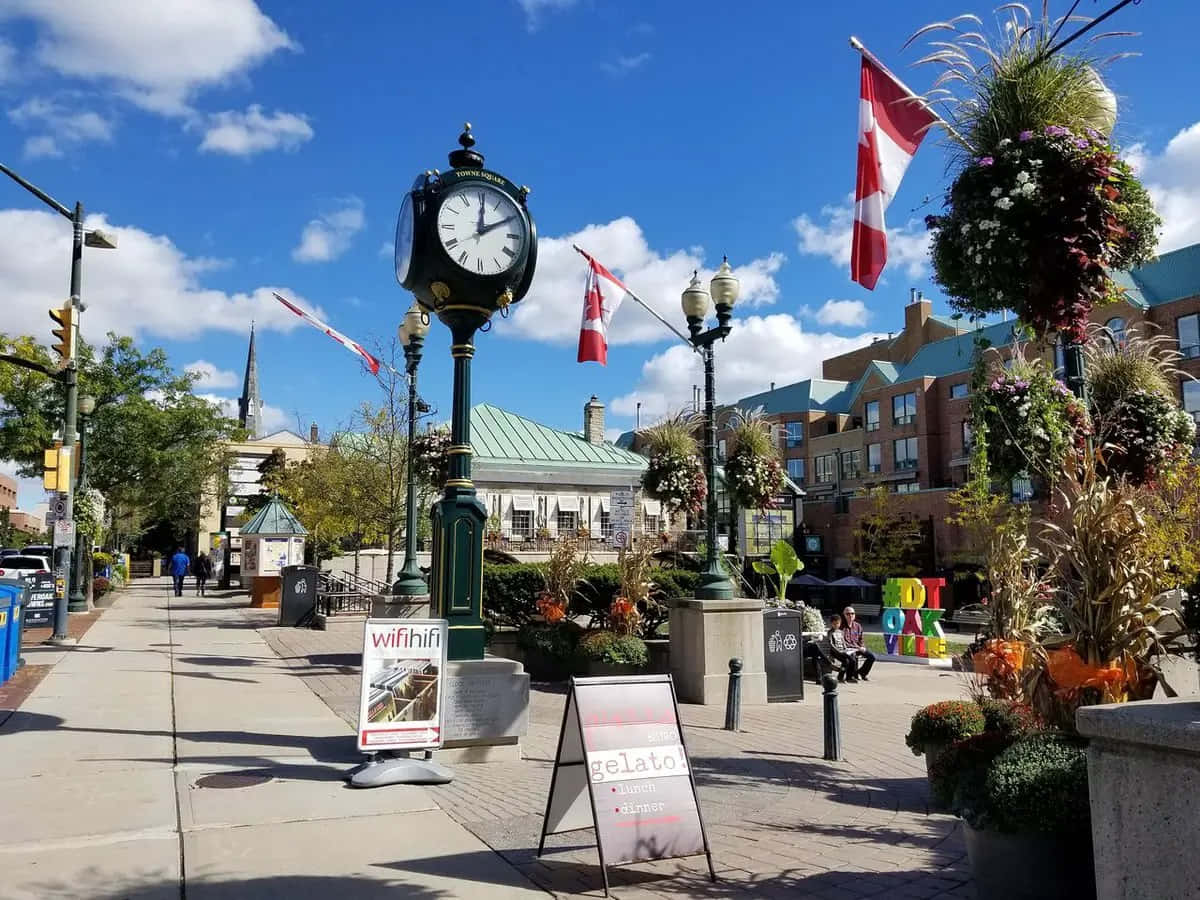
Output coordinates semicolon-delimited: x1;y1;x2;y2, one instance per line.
1093;389;1196;485
725;447;784;510
927;126;1159;342
643;451;706;515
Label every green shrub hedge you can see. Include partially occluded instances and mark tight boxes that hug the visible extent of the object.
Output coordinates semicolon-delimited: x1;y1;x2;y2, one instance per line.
576;631;649;666
482;562;698;639
978;732;1090;834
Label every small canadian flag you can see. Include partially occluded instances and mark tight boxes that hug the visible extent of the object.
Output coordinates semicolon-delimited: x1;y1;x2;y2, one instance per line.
851;54;938;290
575;247;633;366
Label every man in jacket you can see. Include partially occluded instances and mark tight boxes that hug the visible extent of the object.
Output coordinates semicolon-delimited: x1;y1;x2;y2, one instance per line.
842;606;877;681
169;547;190;597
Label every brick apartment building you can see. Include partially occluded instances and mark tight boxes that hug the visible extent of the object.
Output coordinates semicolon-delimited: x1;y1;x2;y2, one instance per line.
0;472;42;539
719;241;1200;582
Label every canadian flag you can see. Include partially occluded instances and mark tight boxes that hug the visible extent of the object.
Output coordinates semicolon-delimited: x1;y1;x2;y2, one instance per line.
851;55;938;290
576;248;632;365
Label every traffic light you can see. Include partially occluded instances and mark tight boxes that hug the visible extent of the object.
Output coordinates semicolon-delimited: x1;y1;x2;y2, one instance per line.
49;303;75;366
43;446;71;492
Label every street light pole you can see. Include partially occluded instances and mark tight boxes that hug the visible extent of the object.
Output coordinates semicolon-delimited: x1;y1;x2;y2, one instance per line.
393;306;430;597
681;260;741;602
69;395;95;611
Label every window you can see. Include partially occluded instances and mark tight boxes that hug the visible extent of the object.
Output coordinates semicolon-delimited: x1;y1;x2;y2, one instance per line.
865;401;880;432
785;421;804;447
512;510;533;539
1179;314;1200;359
1053;341;1066;374
557;510;578;534
815;454;837;483
1184;380;1200;428
644;515;661;535
894;437;919;470
599;511;612;539
950;383;968;399
717;439;727;461
840;449;862;480
867;443;882;473
895;481;919;494
787;457;806;482
1011;475;1034;502
892;392;917;425
1105;317;1127;347
961;421;974;454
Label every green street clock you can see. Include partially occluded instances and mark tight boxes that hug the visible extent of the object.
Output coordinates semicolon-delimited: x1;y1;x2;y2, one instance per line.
394;124;538;660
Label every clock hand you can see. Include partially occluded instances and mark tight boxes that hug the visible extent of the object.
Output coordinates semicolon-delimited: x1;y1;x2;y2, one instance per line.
476;192;486;235
476;215;517;237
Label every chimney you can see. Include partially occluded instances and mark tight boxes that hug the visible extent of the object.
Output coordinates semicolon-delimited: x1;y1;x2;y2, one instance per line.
309;422;319;443
905;287;932;335
770;381;776;392
584;395;605;444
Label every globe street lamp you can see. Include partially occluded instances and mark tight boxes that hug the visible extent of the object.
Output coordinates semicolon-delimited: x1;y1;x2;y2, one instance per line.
68;394;96;610
392;305;431;597
681;258;740;601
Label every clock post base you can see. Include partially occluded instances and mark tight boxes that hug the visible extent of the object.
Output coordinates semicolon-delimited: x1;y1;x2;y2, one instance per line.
429;491;487;661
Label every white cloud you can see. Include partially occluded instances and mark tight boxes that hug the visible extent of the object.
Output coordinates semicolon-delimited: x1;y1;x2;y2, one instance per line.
185;360;239;390
9;97;114;158
610;314;886;422
0;207;326;342
293;197;365;263
0;0;296;115
806;299;870;328
505;216;785;346
517;0;578;31
200;104;313;156
602;53;651;76
1127;121;1200;253
794;202;931;280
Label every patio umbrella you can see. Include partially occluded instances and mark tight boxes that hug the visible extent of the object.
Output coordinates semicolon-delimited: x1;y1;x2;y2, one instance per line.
789;572;829;609
828;575;878;615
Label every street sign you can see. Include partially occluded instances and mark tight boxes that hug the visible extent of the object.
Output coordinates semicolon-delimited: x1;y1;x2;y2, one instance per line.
356;619;448;752
53;519;76;547
538;675;715;894
610;488;634;548
22;573;56;627
52;494;67;520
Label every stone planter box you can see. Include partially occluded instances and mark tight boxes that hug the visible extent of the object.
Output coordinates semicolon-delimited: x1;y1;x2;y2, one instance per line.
963;820;1095;900
576;659;645;678
487;627;522;663
645;638;670;674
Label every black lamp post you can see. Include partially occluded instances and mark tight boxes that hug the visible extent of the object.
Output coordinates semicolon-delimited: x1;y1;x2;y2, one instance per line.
68;394;96;610
681;259;741;601
392;305;431;597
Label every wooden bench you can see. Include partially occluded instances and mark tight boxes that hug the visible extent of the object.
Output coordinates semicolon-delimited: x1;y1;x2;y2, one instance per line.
851;603;882;624
946;605;990;635
803;640;846;683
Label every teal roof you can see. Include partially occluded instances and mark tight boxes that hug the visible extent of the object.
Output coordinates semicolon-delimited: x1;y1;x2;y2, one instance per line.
737;378;855;416
1124;243;1200;307
895;320;1019;382
472;404;647;469
240;495;307;535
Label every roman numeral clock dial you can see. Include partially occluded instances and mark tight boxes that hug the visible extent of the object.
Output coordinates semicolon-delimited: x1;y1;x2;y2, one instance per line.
436;183;527;276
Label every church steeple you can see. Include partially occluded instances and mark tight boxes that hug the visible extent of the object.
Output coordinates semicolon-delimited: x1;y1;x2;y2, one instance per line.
237;323;262;438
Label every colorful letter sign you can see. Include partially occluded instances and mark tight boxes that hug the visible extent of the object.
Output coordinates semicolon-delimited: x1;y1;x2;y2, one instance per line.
881;577;947;662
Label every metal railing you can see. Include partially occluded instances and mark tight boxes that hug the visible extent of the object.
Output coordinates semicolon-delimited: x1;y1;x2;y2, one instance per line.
317;570;384;617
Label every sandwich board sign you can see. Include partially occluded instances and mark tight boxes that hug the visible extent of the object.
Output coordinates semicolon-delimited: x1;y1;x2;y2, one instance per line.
356;619;448;752
537;674;715;896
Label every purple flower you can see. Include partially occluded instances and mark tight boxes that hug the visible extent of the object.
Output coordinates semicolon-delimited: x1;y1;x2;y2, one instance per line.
1074;138;1089;149
978;156;994;167
1045;125;1070;137
1019;130;1034;142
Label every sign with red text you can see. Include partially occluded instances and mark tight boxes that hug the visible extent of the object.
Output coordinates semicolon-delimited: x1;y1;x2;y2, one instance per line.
881;577;949;664
355;618;447;752
538;675;715;895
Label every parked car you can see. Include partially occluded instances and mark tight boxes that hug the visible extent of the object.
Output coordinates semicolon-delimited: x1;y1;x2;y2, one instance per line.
0;548;23;559
0;554;53;581
23;544;53;558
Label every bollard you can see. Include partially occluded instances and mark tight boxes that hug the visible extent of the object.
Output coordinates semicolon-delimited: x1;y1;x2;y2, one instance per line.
822;672;842;760
724;657;742;731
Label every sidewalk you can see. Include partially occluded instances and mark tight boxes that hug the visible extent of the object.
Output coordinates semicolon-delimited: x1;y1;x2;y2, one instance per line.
0;577;545;899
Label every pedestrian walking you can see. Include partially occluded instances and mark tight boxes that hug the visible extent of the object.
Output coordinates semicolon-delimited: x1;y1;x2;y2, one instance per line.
169;547;190;597
193;551;212;596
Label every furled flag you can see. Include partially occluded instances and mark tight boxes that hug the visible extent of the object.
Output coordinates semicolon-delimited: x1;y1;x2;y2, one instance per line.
851;54;938;290
575;247;632;365
272;292;381;375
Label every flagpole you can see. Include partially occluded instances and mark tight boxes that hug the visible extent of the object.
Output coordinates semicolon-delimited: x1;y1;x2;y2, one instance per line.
849;35;973;152
572;245;699;353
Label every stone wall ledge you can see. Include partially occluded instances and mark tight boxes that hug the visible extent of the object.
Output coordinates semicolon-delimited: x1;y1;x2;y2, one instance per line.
1076;698;1200;754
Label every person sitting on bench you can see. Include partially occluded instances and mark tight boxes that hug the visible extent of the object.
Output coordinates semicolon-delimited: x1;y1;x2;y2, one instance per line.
826;613;860;683
841;606;876;682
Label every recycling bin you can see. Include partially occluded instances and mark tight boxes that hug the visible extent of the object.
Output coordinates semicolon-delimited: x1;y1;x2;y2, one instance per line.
0;582;24;684
279;565;319;627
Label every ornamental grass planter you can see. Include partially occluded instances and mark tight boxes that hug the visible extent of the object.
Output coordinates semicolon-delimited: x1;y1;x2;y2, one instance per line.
962;821;1095;900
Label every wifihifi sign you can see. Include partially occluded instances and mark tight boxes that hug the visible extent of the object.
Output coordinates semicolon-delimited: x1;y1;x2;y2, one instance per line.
537;674;715;896
355;619;447;753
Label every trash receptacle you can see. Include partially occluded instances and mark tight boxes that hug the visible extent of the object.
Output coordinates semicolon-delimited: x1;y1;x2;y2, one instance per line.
763;608;806;702
279;565;319;627
0;587;19;684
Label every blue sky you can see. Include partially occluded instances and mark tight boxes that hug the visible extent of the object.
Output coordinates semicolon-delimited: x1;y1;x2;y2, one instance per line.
3;0;1199;508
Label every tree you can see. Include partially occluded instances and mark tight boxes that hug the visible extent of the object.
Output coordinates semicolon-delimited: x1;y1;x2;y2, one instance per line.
851;487;923;579
0;332;239;551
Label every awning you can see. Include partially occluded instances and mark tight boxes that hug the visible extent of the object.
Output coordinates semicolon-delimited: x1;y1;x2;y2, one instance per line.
512;494;535;512
557;495;579;512
643;499;662;517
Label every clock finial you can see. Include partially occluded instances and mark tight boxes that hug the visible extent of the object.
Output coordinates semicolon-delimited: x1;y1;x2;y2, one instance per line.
449;122;484;169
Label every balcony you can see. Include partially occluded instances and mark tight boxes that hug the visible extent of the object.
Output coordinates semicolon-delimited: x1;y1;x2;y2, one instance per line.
865;422;880;432
894;458;918;471
893;414;916;426
1181;344;1200;360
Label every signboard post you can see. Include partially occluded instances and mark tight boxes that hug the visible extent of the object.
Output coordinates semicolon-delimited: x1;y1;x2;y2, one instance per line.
537;674;716;896
22;573;56;628
609;488;634;550
349;618;454;788
53;519;75;548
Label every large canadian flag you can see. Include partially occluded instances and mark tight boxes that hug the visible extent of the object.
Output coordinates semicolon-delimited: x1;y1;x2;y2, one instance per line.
576;248;632;365
851;56;938;290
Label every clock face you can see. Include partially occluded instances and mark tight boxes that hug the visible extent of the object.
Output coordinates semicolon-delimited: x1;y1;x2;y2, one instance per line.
436;183;526;276
394;193;415;285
